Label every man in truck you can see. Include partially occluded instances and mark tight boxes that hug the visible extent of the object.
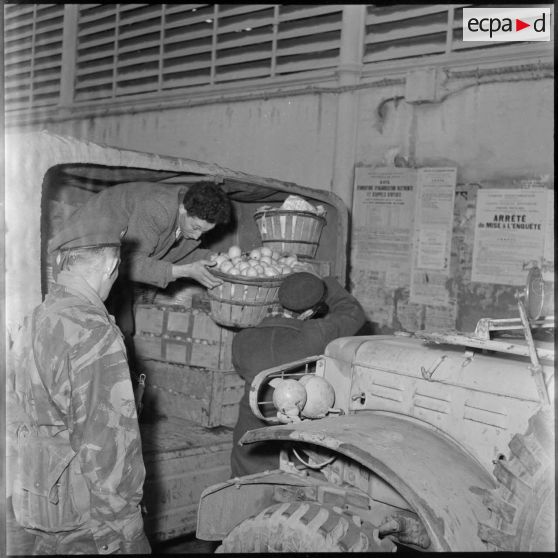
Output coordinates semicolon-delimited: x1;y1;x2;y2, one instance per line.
49;180;232;363
230;271;366;477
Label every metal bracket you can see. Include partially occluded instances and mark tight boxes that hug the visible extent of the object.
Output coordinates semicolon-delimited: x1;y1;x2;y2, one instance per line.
421;355;447;381
516;296;551;407
474;315;554;340
461;350;475;368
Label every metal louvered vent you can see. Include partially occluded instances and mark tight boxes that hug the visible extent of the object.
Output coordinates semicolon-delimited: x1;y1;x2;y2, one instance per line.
4;4;65;111
73;4;343;102
365;4;451;63
161;4;217;91
276;5;342;77
363;4;533;65
6;3;545;114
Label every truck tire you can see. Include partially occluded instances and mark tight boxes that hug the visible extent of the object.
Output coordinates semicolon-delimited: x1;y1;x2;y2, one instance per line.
215;502;395;553
478;409;555;551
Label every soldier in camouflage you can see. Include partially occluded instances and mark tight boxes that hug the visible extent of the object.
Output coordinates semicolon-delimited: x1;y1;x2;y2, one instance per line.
7;216;151;554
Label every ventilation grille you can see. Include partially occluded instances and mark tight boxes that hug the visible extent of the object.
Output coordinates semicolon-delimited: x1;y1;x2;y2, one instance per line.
4;4;65;110
5;4;546;113
363;4;533;65
73;3;343;102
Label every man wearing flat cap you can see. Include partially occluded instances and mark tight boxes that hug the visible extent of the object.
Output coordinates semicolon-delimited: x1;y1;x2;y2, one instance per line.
7;217;150;554
230;272;366;477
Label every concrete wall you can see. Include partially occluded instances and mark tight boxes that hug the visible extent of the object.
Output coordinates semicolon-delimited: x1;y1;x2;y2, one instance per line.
45;95;339;192
356;79;554;181
29;71;553;198
351;75;554;332
11;66;553;333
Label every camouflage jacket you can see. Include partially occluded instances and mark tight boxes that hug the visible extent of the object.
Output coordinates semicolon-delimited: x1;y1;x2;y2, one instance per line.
8;271;146;550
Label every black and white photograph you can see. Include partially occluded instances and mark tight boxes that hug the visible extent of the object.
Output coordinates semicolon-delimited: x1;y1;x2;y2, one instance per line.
3;3;554;555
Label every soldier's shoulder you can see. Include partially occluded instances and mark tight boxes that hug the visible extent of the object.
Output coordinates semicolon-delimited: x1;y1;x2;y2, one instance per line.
43;290;96;314
41;294;111;333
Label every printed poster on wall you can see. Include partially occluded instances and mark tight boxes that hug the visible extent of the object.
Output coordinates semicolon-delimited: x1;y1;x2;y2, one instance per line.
471;188;548;285
352;167;417;287
410;167;457;306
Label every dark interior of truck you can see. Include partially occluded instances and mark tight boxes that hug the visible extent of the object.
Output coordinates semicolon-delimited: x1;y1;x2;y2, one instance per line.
40;163;344;297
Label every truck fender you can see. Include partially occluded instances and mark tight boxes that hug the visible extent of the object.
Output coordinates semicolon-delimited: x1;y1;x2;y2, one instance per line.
196;470;315;540
239;412;497;551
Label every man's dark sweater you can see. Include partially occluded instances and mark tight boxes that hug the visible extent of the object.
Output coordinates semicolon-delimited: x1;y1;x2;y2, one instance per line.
230;276;366;477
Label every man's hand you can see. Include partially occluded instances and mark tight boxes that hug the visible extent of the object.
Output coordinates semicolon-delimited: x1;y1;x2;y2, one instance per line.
171;260;223;289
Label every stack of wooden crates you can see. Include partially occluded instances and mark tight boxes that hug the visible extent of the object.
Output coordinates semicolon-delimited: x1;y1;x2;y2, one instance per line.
133;293;243;543
134;296;243;427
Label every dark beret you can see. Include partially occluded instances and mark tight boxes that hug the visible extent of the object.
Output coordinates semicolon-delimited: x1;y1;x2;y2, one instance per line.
279;272;326;312
48;216;126;254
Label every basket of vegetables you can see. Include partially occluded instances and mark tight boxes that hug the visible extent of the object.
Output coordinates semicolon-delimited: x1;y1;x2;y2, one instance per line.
254;196;327;259
207;245;301;328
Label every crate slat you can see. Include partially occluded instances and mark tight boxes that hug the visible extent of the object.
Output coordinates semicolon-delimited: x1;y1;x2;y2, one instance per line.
138;359;244;428
140;416;233;541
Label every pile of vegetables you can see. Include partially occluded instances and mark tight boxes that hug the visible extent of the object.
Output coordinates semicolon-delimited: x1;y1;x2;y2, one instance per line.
209;245;305;278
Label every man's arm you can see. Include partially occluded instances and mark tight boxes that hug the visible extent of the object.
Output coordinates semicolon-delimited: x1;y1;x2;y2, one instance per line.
123;199;177;287
321;276;366;334
301;276;366;347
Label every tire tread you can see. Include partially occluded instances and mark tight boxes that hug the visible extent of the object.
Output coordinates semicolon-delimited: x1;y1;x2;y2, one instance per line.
477;409;554;552
218;502;395;552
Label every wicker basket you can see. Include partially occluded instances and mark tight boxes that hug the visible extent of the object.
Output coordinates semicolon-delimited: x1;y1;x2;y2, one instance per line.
207;269;283;328
254;209;326;258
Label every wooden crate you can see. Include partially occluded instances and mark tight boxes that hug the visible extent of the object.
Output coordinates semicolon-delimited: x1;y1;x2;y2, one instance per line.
153;281;205;306
140;417;233;542
139;358;245;428
134;300;236;370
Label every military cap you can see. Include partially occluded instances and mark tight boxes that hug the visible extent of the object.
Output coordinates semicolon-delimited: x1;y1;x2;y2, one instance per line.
48;215;126;254
279;272;326;312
